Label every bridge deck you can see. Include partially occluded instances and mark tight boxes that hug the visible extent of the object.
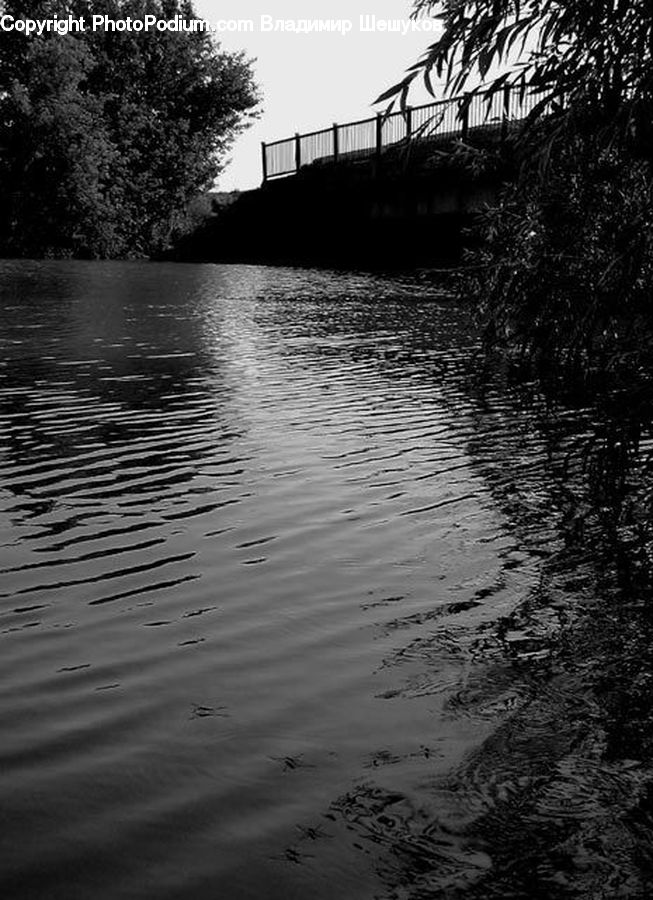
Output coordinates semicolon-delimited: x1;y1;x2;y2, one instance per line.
262;86;538;182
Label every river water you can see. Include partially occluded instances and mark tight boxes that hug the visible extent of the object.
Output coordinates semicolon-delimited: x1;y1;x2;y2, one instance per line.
1;261;653;899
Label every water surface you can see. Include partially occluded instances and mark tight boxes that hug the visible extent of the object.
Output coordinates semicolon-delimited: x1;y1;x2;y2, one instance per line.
1;261;651;899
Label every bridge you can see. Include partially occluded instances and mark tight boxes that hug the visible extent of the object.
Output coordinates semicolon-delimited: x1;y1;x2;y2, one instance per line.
261;85;537;181
175;86;538;265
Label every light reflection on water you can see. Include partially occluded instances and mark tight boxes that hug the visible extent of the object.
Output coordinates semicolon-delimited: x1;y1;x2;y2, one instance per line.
1;261;650;899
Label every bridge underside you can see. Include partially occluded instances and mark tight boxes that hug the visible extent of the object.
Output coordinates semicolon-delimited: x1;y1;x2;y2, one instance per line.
173;135;516;268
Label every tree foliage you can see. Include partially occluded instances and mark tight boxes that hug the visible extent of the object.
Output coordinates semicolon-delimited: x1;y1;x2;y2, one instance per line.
469;141;653;369
381;0;653;159
381;1;653;370
0;1;259;258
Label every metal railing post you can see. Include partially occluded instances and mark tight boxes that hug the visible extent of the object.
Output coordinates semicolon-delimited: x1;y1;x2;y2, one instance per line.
501;85;511;142
261;141;268;182
376;112;383;161
406;105;413;142
333;122;339;163
460;94;470;141
294;133;301;172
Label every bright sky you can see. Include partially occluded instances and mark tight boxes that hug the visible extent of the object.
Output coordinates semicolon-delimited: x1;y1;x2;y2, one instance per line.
194;0;443;190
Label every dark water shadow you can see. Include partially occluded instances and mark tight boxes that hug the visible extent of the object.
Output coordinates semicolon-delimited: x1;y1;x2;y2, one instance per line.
318;364;653;899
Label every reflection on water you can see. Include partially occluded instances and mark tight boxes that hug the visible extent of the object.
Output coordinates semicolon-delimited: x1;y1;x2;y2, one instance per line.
1;260;652;899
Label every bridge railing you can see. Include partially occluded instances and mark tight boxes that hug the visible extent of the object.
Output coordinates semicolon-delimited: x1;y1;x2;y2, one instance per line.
261;85;539;181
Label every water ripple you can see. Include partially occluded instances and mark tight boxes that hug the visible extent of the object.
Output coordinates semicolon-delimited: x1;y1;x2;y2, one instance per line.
1;261;645;899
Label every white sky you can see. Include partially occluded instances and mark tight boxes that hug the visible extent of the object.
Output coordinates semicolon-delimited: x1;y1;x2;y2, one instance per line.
195;0;443;190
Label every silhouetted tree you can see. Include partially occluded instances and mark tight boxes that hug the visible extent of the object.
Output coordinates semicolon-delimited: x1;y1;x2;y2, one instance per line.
381;0;653;162
0;0;259;257
381;1;653;371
